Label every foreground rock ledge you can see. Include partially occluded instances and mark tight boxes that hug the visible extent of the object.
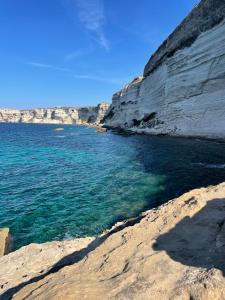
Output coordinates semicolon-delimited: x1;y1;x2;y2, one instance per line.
1;183;225;299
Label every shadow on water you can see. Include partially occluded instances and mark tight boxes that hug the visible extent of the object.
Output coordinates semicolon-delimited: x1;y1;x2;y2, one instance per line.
2;124;225;249
131;135;225;204
153;198;225;276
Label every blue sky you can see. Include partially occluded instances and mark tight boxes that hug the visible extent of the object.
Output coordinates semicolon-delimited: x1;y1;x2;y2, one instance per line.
0;0;198;108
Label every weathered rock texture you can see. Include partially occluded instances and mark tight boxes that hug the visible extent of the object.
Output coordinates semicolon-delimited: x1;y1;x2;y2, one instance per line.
1;183;225;299
105;0;225;139
144;0;225;76
0;228;10;257
0;102;110;125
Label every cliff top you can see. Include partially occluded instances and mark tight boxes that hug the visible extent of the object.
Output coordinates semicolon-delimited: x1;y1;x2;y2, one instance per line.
0;102;110;112
144;0;225;76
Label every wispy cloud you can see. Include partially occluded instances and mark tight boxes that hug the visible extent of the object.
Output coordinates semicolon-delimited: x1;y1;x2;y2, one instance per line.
27;62;126;85
28;62;71;72
76;0;109;50
64;49;90;61
62;0;110;51
73;74;127;85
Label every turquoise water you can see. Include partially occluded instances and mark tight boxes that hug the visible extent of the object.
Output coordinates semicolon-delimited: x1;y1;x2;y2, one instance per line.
1;123;225;250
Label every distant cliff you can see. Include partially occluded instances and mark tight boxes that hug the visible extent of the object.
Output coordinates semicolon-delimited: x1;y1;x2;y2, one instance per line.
0;102;110;125
104;0;225;140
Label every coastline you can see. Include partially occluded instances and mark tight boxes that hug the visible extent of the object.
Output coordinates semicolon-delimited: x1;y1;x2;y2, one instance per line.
1;182;225;299
1;0;225;297
0;103;110;126
2;123;225;257
3;121;225;143
105;125;225;144
0;120;108;132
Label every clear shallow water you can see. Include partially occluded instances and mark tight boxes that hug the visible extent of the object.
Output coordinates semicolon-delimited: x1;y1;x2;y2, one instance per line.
1;123;225;250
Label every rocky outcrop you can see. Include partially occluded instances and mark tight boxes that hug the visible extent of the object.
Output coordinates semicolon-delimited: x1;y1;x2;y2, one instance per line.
0;228;10;257
1;183;225;299
104;0;225;140
0;102;110;125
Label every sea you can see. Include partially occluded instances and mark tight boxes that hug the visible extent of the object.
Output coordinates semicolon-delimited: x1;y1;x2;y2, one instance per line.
1;123;225;250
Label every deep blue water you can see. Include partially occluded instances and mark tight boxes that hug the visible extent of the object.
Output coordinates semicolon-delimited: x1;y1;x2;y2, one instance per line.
1;123;225;250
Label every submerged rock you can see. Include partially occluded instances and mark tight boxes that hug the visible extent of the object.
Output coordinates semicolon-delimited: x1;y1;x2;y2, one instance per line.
95;126;107;132
54;128;64;131
88;124;108;132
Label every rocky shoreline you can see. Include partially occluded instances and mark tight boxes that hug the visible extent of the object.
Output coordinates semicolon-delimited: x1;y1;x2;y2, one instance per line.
105;125;225;144
0;103;110;126
1;0;225;298
1;182;225;299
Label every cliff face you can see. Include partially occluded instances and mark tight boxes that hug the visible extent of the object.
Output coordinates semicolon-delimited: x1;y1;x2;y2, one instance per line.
0;102;110;125
1;183;225;299
105;0;225;139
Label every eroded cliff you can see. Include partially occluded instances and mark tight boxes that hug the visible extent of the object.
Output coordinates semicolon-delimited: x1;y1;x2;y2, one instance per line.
0;102;110;125
104;0;225;139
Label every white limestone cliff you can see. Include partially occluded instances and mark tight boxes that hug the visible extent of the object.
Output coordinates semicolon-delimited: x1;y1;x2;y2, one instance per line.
0;102;110;125
104;0;225;140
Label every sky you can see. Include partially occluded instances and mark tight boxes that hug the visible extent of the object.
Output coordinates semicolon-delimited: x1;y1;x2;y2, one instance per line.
0;0;198;109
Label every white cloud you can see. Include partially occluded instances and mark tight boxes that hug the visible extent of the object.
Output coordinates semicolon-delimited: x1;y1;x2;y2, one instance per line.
28;62;71;72
62;0;110;51
76;0;109;50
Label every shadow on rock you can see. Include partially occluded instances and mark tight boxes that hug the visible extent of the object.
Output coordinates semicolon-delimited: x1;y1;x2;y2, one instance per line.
153;198;225;275
0;215;144;300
